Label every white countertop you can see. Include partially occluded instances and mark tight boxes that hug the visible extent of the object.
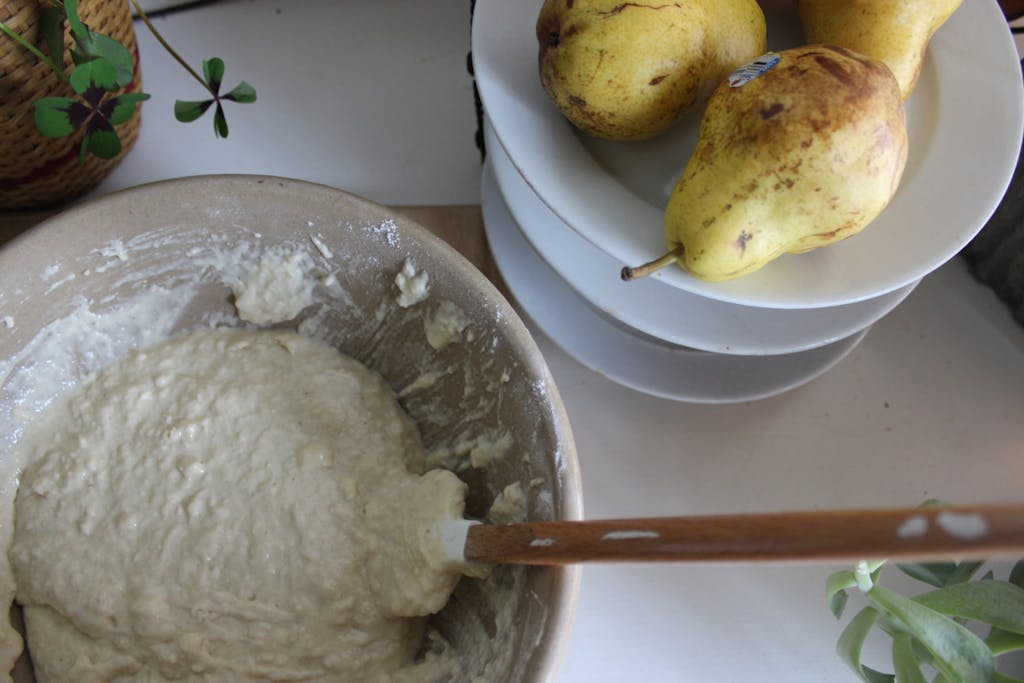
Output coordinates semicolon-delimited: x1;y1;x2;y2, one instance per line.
94;1;1024;680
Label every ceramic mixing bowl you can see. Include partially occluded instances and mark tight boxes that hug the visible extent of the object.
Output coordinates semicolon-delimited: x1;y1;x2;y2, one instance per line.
0;174;582;682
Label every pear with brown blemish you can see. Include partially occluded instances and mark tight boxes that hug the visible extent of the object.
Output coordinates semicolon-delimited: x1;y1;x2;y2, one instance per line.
622;45;908;283
795;0;965;100
536;0;766;141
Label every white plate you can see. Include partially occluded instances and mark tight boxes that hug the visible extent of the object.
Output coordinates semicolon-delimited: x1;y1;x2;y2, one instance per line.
486;119;917;356
472;0;1023;309
481;159;867;403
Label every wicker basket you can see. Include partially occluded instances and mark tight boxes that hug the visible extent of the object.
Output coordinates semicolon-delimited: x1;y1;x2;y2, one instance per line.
0;0;142;209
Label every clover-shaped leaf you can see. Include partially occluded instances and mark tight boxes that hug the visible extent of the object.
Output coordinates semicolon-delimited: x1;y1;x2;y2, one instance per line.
70;58;119;96
6;0;257;161
85;33;135;87
105;92;149;126
33;85;150;163
34;98;88;138
173;57;256;138
82;127;121;163
174;100;213;123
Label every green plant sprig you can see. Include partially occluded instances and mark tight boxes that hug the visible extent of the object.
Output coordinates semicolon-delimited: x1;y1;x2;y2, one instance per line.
828;558;1024;683
0;0;257;162
129;0;256;138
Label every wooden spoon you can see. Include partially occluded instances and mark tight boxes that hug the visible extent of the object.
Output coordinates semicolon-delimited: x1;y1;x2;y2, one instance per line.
442;504;1024;565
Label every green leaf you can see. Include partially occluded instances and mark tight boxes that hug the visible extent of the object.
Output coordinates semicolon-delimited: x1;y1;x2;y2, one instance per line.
64;0;90;45
828;570;858;619
986;627;1024;655
947;562;986;586
892;633;928;683
213;103;228;138
913;581;1024;635
898;563;977;589
174;99;212;123
900;563;958;589
78;135;89;164
70;59;119;94
33;98;78;137
994;673;1024;683
1008;561;1024;589
105;92;149;125
833;589;851;621
86;128;122;159
222;81;257;103
867;584;995;683
39;7;66;66
115;92;150;104
898;562;984;589
837;607;895;683
86;32;134;87
203;57;225;93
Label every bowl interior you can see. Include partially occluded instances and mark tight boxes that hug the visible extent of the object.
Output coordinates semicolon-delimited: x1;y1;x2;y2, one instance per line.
0;175;582;682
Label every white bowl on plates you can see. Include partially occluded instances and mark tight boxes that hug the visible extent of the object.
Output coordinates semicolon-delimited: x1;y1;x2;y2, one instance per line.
472;0;1023;309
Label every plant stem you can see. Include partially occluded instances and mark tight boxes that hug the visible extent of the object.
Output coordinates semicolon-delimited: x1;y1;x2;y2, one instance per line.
0;20;67;79
129;0;212;95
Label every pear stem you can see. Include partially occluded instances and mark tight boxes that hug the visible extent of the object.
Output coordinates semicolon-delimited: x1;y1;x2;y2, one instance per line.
620;247;685;281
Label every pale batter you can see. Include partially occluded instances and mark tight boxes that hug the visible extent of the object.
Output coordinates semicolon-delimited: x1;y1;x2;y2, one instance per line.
9;328;471;682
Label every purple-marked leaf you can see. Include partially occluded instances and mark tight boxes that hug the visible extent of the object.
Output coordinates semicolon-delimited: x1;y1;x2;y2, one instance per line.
33;98;79;137
213;103;228;138
70;59;119;95
222;81;256;103
203;58;225;95
86;128;122;159
174;99;213;123
85;112;114;136
102;92;149;125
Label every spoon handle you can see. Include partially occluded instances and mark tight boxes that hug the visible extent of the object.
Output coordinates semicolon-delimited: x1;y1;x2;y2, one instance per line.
462;504;1024;565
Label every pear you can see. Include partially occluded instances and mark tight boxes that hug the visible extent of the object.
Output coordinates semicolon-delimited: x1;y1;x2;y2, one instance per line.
536;0;766;141
795;0;965;100
623;45;908;283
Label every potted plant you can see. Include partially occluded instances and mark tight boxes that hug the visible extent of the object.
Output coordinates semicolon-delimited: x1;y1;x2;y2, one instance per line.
0;0;255;209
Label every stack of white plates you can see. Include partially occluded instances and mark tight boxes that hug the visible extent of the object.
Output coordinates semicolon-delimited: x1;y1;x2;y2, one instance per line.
471;0;1022;403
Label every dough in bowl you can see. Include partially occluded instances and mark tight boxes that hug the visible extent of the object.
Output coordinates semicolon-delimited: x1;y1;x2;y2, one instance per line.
10;327;472;682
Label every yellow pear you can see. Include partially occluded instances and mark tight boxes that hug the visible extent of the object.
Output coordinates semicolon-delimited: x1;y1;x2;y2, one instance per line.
795;0;965;99
623;45;908;283
536;0;766;141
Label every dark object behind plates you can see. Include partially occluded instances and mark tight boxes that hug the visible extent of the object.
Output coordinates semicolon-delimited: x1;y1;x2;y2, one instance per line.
961;59;1024;327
